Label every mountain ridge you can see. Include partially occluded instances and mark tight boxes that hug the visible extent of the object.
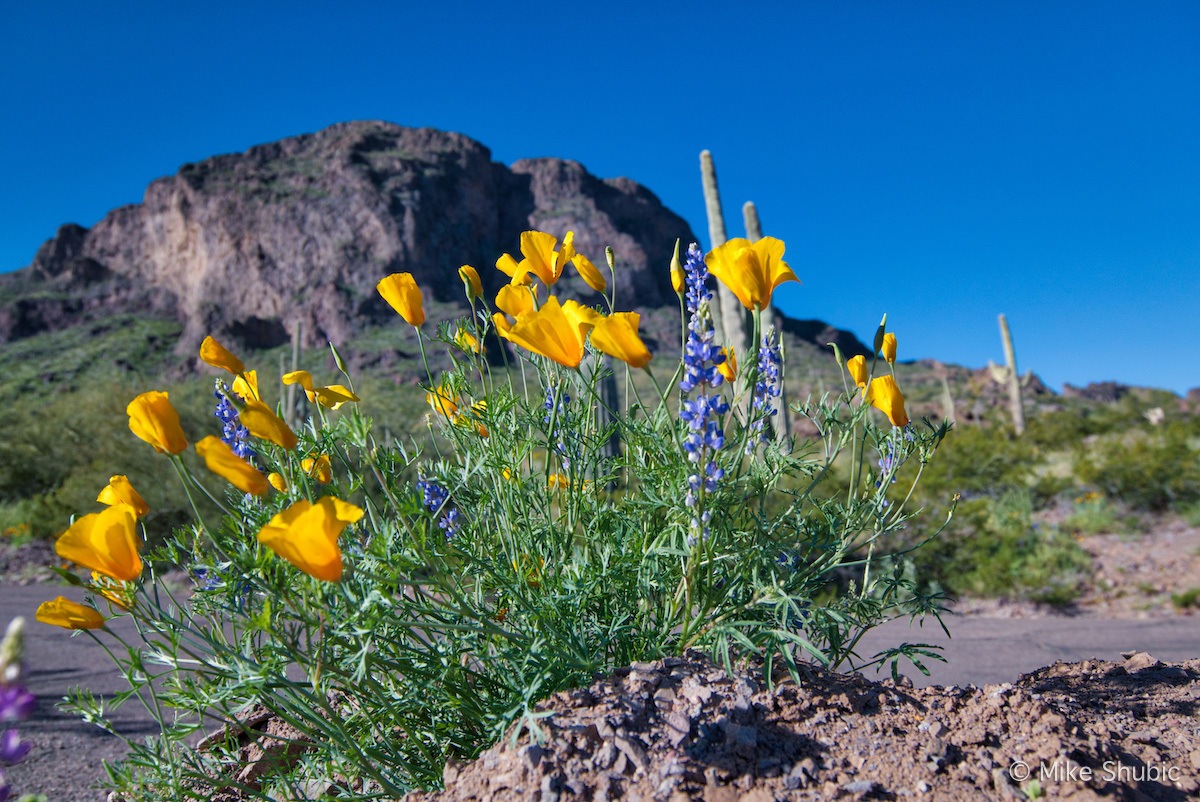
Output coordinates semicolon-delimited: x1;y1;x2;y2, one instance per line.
0;120;874;364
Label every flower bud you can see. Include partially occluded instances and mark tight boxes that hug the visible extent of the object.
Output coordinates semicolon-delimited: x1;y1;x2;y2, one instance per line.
827;342;845;368
872;313;888;355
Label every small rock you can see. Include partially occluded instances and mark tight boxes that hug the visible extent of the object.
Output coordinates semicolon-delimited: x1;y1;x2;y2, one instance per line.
843;779;879;796
1123;651;1162;672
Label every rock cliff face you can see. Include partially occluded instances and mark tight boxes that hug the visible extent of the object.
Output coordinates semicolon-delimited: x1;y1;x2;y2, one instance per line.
2;121;695;353
1;120;873;361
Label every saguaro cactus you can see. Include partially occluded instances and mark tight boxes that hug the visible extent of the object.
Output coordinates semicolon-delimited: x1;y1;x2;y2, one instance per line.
940;375;957;426
699;151;748;360
987;314;1025;435
742;200;790;444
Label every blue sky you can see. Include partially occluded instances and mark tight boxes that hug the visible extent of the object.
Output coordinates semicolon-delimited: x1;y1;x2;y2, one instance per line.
2;2;1197;393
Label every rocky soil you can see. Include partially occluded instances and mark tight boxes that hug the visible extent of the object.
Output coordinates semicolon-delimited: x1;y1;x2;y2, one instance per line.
401;649;1199;802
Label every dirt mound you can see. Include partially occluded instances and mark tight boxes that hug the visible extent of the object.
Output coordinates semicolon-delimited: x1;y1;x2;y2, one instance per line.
408;651;1200;802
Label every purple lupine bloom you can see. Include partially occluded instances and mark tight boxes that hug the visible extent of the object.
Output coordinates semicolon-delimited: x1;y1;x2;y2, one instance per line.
214;382;256;461
0;730;29;765
679;244;729;545
417;477;460;540
747;330;783;450
0;688;33;723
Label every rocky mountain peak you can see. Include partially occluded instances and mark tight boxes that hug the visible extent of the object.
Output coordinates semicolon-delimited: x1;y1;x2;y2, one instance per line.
3;121;693;353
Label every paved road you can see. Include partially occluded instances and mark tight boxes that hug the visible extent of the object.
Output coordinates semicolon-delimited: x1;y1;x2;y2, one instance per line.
2;585;1198;801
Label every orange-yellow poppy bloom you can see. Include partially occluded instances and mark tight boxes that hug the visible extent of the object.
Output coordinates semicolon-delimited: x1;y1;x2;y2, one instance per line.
127;391;188;455
55;504;142;581
302;454;333;484
240;399;299;450
572;254;607;293
866;375;910;427
495;284;537;319
453;328;482;354
507;230;576;286
97;475;149;518
458;265;483;300
36;597;105;630
377;272;425;326
717;347;737;384
232;370;260;402
281;371;361;410
257;496;364;582
268;472;289;493
704;237;799;311
503;297;599;368
199;335;245;375
427;382;461;419
847;355;869;390
590;312;653;369
196;436;269;496
495;252;534;286
882;333;897;364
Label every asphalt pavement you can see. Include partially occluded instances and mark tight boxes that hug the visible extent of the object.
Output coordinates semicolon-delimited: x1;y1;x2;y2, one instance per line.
2;584;1197;801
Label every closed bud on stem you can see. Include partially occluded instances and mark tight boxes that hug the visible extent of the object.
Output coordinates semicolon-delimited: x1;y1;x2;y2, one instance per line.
670;239;685;296
872;314;888;356
827;342;846;368
605;246;615;272
329;342;349;376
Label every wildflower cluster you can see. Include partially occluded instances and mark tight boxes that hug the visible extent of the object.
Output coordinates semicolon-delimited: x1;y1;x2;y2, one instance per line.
42;225;951;800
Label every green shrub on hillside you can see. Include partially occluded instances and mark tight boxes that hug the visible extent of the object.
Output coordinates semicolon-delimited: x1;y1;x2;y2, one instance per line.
908;489;1090;607
1074;422;1200;511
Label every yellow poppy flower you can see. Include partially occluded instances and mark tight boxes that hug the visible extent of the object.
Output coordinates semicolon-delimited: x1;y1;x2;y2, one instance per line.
240;399;299;449
377;272;425;326
847;355;869;390
426;383;460;420
282;371;361;410
256;496;364;582
496;252;534;286
467;400;489;438
232;369;260;401
492;312;514;341
127;391;188;455
503;297;598;368
704;237;799;311
865;375;910;427
199;335;245;375
495;284;537;319
55;504;142;581
518;230;574;286
302;454;333;484
882;333;897;364
547;473;570;490
195;436;269;496
268;472;288;492
572;253;607;293
590;312;653;369
36;597;105;630
717;347;737;383
453;328;483;354
458;265;483;300
96;475;149;518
